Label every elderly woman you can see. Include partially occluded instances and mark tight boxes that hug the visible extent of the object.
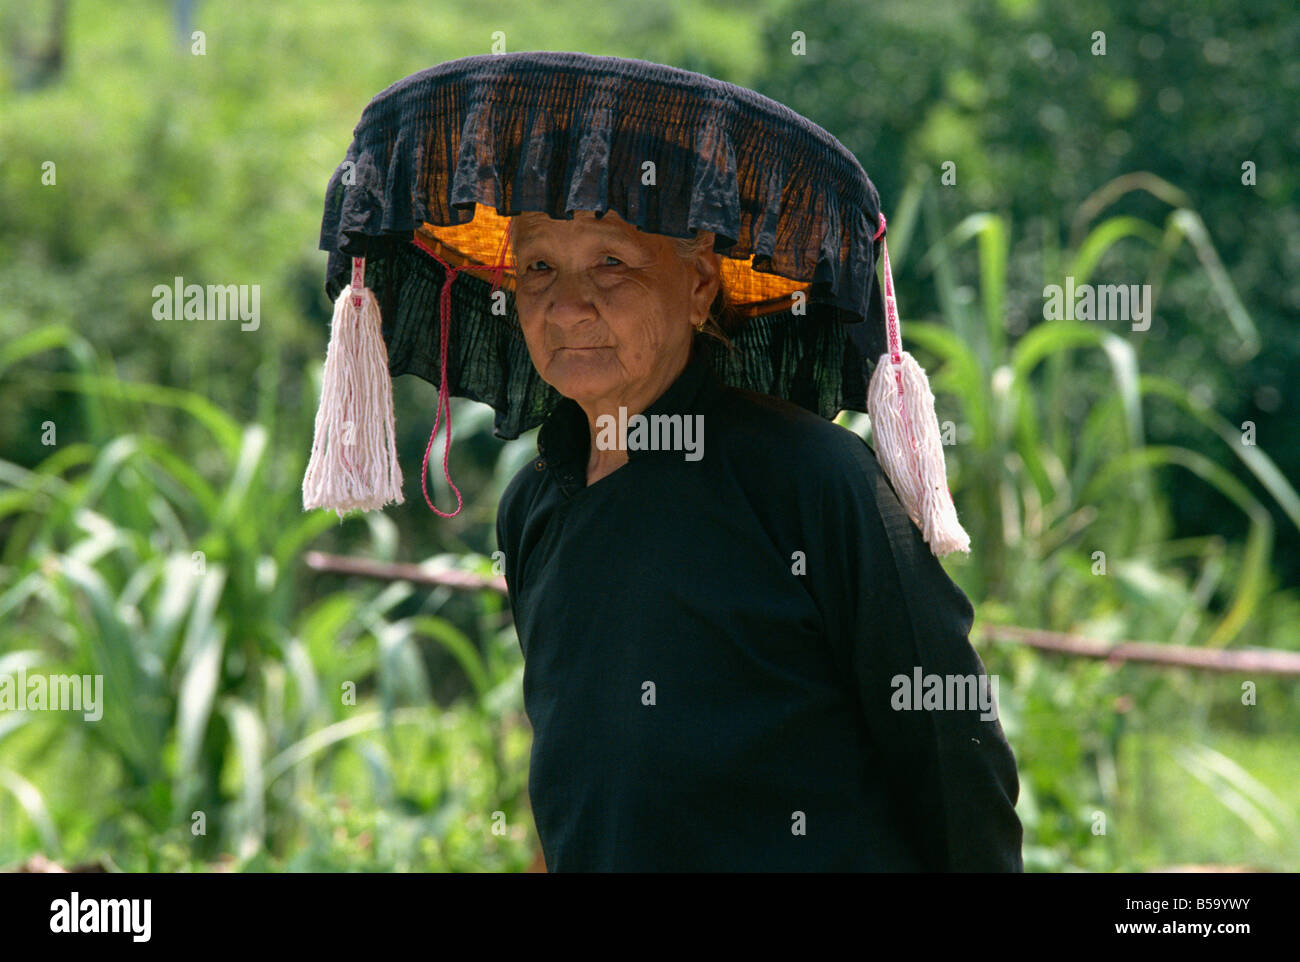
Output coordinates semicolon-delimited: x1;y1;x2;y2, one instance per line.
494;208;1022;872
306;51;1023;873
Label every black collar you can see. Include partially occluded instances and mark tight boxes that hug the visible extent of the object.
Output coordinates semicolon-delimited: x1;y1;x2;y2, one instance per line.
536;335;722;497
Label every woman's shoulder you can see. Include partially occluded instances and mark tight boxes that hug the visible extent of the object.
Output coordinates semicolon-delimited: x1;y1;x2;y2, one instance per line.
708;384;883;486
705;385;910;569
496;452;549;544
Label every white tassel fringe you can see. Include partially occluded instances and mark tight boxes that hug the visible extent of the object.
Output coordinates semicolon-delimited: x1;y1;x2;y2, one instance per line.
302;279;404;516
867;350;971;556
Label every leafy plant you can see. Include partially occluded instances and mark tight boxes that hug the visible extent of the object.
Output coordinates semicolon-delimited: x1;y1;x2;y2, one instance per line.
0;329;533;870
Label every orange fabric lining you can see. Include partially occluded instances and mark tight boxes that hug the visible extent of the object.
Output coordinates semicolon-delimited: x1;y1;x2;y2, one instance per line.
415;203;809;318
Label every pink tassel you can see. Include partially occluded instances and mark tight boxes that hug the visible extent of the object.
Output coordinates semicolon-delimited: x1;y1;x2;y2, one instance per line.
866;216;971;557
302;256;404;516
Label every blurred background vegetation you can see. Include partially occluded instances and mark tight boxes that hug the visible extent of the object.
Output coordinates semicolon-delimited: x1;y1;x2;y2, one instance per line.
1;0;1297;871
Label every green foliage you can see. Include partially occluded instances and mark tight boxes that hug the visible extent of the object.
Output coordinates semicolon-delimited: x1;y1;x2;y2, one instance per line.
2;0;1298;873
0;330;532;870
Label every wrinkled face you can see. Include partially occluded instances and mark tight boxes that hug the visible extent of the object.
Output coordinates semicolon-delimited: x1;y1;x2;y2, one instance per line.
511;209;717;406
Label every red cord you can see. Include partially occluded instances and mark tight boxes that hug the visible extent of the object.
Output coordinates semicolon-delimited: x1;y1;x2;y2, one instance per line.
409;222;514;518
874;212;958;512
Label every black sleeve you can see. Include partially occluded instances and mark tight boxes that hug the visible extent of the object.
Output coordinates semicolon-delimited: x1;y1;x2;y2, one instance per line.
820;436;1024;872
495;459;542;622
496;487;519;617
495;511;510;606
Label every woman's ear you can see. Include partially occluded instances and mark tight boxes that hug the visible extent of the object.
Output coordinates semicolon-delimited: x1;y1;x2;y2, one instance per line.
690;241;722;316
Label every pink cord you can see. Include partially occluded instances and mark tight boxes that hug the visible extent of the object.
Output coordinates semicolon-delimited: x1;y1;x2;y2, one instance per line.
873;213;915;438
873;212;958;513
409;225;513;518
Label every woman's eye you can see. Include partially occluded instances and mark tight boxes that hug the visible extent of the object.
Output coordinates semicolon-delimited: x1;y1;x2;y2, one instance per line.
522;256;621;272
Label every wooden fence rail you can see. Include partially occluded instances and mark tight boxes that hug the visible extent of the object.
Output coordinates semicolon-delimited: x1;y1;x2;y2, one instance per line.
304;552;1300;676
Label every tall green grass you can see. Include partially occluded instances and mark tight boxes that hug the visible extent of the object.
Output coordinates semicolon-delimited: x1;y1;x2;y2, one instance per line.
0;328;533;870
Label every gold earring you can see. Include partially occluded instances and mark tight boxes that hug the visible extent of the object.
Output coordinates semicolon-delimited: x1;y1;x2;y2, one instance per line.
694;316;707;332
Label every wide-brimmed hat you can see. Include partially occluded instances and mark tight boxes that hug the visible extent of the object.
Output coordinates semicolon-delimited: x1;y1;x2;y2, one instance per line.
303;51;970;556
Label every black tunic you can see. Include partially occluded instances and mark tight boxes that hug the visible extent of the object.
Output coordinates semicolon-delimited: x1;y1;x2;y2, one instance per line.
495;342;1023;872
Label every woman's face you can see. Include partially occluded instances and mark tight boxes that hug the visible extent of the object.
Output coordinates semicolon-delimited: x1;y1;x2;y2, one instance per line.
511;209;719;407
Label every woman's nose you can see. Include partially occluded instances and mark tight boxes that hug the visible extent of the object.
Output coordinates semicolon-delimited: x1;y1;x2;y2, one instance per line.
545;270;599;327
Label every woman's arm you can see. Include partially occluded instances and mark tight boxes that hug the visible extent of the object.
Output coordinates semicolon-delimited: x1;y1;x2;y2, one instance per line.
821;435;1024;871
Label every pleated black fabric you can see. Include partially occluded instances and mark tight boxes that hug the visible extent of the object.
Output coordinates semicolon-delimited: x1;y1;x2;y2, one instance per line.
318;51;889;439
